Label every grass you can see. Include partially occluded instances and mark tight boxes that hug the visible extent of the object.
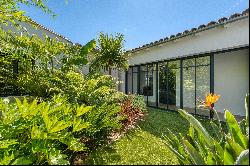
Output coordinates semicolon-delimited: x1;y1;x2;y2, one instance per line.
85;108;216;165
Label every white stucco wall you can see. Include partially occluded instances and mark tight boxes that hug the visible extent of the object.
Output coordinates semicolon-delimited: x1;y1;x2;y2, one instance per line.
119;17;249;97
214;49;249;116
129;17;249;66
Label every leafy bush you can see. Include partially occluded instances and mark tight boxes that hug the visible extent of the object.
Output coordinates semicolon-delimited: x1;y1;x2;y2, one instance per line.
164;94;249;165
119;94;146;129
0;95;123;165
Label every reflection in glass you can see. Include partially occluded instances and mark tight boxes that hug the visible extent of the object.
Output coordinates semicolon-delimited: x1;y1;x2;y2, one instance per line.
127;68;132;94
132;66;138;94
183;59;195;114
196;57;210;116
148;64;157;107
158;61;180;110
168;61;180;111
140;65;147;101
159;62;168;109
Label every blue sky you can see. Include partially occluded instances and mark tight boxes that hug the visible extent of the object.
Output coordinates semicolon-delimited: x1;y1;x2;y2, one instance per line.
20;0;249;50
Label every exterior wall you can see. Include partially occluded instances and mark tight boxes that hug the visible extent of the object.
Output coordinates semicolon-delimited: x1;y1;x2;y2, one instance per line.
214;49;249;116
129;18;249;65
120;17;249;93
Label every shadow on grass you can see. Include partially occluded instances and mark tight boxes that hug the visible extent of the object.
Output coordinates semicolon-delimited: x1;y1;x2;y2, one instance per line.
138;107;226;140
85;108;222;165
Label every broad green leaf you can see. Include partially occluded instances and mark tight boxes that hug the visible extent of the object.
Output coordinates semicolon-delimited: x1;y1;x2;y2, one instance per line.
12;157;34;165
206;152;216;165
31;125;48;139
49;120;72;133
76;105;92;117
178;109;214;146
60;136;86;152
73;118;90;132
188;125;195;140
0;139;18;149
226;136;245;159
80;39;96;57
182;139;205;165
49;151;69;165
0;152;14;165
245;94;249;127
224;143;235;165
225;110;248;149
235;149;249;165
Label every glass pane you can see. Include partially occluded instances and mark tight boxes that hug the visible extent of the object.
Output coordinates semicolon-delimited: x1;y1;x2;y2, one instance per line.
133;72;138;94
127;68;132;94
140;65;147;102
167;61;180;111
196;56;210;66
183;58;195;67
148;68;157;107
183;64;195;114
132;66;138;73
196;65;210;117
159;62;168;109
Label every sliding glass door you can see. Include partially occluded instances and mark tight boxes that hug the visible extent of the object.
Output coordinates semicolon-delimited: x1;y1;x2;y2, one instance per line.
158;60;180;110
126;55;211;117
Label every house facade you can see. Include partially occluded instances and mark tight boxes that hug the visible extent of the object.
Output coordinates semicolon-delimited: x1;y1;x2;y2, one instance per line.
119;9;249;118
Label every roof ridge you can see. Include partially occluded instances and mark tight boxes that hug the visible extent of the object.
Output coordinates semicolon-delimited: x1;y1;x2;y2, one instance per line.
127;8;249;53
27;17;74;44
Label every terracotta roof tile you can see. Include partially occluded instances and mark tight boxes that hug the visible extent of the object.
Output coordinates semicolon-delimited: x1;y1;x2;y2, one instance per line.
207;21;217;26
191;28;197;32
127;8;249;53
218;17;228;23
230;13;241;19
183;30;190;34
242;8;249;15
198;24;206;29
170;35;175;39
176;33;182;37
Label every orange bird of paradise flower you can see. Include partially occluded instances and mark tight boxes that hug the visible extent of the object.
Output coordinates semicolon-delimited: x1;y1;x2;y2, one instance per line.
204;93;220;109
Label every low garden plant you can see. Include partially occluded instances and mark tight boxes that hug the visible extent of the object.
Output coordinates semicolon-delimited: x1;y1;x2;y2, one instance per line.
0;94;125;165
164;94;249;165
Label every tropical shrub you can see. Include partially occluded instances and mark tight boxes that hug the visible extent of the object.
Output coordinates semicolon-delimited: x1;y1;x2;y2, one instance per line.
89;32;129;75
164;94;249;165
119;94;146;129
0;94;123;165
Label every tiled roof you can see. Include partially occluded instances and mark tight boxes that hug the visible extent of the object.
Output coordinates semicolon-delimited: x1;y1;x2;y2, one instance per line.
27;18;74;44
127;8;249;53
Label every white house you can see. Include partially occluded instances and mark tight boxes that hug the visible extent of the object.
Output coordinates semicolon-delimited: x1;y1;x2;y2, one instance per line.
119;9;249;119
1;9;249;119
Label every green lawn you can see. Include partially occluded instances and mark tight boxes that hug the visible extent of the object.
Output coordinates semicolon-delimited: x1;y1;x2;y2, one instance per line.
85;108;214;165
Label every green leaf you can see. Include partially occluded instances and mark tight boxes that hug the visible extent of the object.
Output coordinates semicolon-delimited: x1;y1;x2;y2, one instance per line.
49;151;69;165
178;109;214;146
73;118;91;132
76;105;92;117
235;149;249;165
0;139;18;149
182;139;205;165
12;157;34;165
49;120;72;133
224;143;235;165
31;125;48;139
0;152;14;165
80;39;96;57
226;136;245;160
245;94;249;127
206;152;216;165
225;110;248;149
60;136;86;152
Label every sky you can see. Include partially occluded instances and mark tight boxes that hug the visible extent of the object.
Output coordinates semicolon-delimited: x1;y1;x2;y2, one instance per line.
19;0;249;50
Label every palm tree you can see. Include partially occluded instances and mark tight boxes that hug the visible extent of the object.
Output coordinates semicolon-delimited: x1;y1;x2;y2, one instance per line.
90;32;129;75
